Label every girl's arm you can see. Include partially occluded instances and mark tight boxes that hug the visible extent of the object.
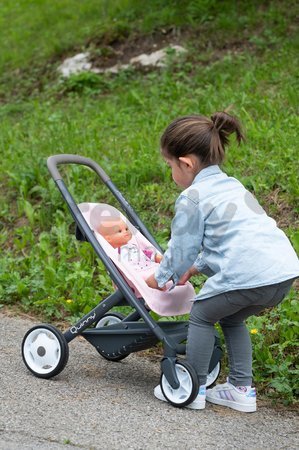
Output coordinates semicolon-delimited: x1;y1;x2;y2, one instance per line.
193;253;215;277
177;265;200;285
153;194;204;288
146;273;165;290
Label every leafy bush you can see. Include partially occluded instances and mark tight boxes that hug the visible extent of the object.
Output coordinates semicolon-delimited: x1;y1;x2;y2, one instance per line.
248;290;299;403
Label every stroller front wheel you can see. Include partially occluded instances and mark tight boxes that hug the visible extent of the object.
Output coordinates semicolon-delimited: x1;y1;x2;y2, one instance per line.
206;361;221;388
22;324;69;379
160;360;199;407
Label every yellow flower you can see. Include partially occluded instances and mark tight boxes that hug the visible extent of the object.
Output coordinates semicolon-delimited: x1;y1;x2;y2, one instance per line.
250;328;258;335
66;299;73;304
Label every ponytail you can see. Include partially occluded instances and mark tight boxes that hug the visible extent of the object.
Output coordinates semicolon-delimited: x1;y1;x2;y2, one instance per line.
161;111;244;165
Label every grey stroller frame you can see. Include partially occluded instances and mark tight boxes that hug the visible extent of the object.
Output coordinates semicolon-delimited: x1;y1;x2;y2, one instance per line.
21;154;222;408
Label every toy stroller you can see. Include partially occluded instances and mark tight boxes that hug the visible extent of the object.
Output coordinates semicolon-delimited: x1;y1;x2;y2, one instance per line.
21;155;222;408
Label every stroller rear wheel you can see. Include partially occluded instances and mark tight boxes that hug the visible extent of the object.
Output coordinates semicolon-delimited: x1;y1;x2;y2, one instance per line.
95;312;125;328
94;312;130;362
22;324;69;379
160;360;199;407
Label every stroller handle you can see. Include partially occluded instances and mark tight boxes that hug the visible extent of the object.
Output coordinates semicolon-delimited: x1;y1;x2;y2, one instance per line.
47;154;110;183
47;153;163;253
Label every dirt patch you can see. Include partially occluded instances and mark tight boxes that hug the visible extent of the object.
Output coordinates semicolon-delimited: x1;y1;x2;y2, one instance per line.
63;27;261;77
88;28;184;69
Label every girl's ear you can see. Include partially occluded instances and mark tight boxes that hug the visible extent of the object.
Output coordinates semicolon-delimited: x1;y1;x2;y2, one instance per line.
178;155;196;169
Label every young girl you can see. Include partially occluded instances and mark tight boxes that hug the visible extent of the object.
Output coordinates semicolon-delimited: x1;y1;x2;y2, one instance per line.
146;112;299;412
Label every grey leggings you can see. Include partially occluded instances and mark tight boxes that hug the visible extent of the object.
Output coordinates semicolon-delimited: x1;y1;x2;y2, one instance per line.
186;279;295;387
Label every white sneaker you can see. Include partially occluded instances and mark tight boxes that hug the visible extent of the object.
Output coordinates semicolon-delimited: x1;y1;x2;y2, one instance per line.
154;384;206;410
206;381;257;412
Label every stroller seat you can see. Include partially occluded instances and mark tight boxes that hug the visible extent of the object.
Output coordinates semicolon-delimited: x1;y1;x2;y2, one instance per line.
79;202;195;316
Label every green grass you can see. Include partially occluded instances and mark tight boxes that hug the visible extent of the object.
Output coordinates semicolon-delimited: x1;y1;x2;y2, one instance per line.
0;0;298;403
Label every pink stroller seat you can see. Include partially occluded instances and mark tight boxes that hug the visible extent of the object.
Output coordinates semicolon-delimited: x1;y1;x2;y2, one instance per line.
79;203;195;316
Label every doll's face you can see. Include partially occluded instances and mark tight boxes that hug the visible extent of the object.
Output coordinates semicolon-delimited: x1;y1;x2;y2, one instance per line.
97;219;132;248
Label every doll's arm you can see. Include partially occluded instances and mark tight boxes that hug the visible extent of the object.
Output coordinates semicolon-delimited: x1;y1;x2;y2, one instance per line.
154;253;163;263
143;248;162;263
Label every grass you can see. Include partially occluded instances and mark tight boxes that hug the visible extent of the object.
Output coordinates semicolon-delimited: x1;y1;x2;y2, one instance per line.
0;0;298;403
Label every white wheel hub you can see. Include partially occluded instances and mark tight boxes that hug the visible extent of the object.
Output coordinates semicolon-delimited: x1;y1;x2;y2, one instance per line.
161;364;193;405
23;328;62;375
206;362;220;387
96;315;123;327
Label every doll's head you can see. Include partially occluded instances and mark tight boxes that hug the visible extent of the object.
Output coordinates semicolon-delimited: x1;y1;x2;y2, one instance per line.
97;218;132;248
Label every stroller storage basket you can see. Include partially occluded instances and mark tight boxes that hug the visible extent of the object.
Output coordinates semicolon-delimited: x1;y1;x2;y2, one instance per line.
83;321;189;358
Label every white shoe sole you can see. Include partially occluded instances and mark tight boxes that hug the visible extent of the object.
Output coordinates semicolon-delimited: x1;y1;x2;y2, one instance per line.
186;399;205;410
206;395;256;412
154;386;205;410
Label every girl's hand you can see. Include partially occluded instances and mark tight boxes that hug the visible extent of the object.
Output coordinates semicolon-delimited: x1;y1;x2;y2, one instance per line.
146;274;165;290
178;266;199;285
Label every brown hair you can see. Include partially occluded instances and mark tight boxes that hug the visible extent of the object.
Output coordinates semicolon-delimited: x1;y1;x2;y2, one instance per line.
160;111;244;165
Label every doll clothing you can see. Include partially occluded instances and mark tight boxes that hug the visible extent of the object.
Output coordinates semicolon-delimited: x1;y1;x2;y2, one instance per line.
118;243;159;281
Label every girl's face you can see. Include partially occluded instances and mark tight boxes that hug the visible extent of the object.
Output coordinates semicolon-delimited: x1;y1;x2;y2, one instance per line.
164;154;199;189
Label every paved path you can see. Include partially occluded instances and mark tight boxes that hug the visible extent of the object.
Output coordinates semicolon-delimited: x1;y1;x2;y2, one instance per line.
0;311;298;449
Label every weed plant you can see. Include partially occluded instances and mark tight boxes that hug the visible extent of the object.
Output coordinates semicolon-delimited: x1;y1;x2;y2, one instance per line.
0;0;298;403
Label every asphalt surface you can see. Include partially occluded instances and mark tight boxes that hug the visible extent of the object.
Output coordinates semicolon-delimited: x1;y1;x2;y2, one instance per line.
0;311;298;450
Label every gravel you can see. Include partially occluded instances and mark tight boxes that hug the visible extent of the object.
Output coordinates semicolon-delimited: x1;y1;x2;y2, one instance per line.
0;311;298;450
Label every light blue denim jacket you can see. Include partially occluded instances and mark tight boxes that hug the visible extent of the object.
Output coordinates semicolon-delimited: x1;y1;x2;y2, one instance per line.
155;165;299;300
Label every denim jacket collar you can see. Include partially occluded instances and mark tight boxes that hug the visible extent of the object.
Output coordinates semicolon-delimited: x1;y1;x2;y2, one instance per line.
192;165;222;184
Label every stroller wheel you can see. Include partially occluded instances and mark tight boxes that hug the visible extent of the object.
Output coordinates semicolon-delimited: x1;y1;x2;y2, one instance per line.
206;361;221;388
94;313;129;361
160;360;199;407
95;312;125;328
22;324;69;379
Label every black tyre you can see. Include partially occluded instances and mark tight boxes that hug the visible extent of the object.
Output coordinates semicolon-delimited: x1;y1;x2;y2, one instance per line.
160;360;199;407
22;324;69;379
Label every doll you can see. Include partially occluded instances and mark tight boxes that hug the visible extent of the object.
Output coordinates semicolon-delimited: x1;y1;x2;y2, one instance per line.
97;218;162;269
